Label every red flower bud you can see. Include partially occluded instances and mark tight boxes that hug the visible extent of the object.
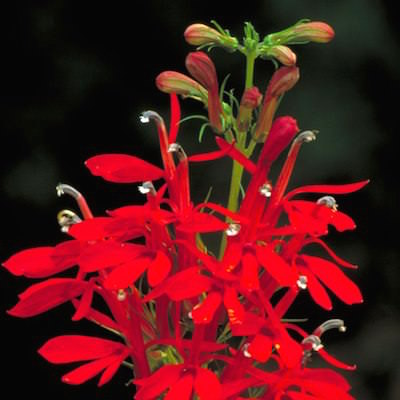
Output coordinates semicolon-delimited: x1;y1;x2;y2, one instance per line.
184;23;238;51
261;45;297;66
262;116;299;164
156;71;208;102
254;66;299;141
237;87;262;131
185;51;224;132
292;21;335;43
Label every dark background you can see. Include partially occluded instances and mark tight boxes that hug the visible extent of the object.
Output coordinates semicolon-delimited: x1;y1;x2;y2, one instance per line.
1;1;399;399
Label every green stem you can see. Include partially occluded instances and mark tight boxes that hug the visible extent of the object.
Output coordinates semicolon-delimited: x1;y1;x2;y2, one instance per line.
245;52;257;89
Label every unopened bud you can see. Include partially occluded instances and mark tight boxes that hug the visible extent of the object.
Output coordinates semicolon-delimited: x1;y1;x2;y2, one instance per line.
186;51;225;132
262;116;299;163
237;86;262;131
254;67;299;141
266;66;300;98
184;23;238;51
266;20;335;46
260;45;297;66
156;71;208;103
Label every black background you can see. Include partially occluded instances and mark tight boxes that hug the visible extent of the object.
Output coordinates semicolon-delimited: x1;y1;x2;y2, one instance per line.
1;1;399;399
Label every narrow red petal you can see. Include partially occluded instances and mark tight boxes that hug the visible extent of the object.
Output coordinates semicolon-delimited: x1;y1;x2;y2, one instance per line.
62;355;119;385
215;137;257;174
8;278;87;318
3;246;75;278
98;351;128;386
134;365;182;400
79;242;145;272
38;335;125;363
301;269;332;310
247;334;272;363
166;267;213;301
194;368;222;400
301;368;351;391
68;217;113;241
72;282;95;321
85;154;164;183
303;255;363;305
165;373;193;400
103;256;151;290
191;291;222;324
168;93;181;143
240;252;260;291
318;348;357;371
177;212;228;233
147;250;172;287
256;245;297;286
285;180;369;199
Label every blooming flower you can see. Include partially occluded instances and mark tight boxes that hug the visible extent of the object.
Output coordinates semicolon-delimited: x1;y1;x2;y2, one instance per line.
3;18;366;400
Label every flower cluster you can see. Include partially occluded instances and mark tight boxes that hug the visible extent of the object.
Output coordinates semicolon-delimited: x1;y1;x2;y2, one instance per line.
4;20;367;399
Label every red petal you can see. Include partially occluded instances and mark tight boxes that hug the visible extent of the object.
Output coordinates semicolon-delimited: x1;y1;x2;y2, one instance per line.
38;335;125;363
303;255;363;305
215;137;257;174
194;368;222;400
303;238;358;269
231;311;265;336
68;217;113;241
247;334;272;363
300;379;355;400
103;256;151;290
168;93;181;143
98;351;128;386
223;286;245;325
301;368;351;391
79;242;145;272
191;291;222;324
318;348;356;371
147;250;172;287
166;267;213;301
256;245;297;286
72;282;95;321
275;331;303;368
221;242;242;272
3;246;74;278
240;252;260;291
134;365;182;400
285;180;369;199
301;269;332;310
61;355;120;385
165;373;193;400
85;154;164;183
177;212;228;233
8;278;87;317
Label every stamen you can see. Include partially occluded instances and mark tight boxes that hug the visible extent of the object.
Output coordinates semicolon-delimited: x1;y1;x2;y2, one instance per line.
138;181;156;195
317;195;338;211
242;343;252;358
294;130;317;144
302;334;324;351
56;183;93;219
259;182;273;198
168;143;187;161
140;110;164;125
57;210;82;233
296;275;308;290
117;289;127;301
225;223;241;236
313;319;346;337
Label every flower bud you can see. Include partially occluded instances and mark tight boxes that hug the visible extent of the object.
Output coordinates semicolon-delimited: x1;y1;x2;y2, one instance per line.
262;116;299;164
260;45;297;66
186;51;225;132
237;87;262;131
291;21;335;43
266;21;335;45
156;71;208;103
184;23;238;51
254;66;299;141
